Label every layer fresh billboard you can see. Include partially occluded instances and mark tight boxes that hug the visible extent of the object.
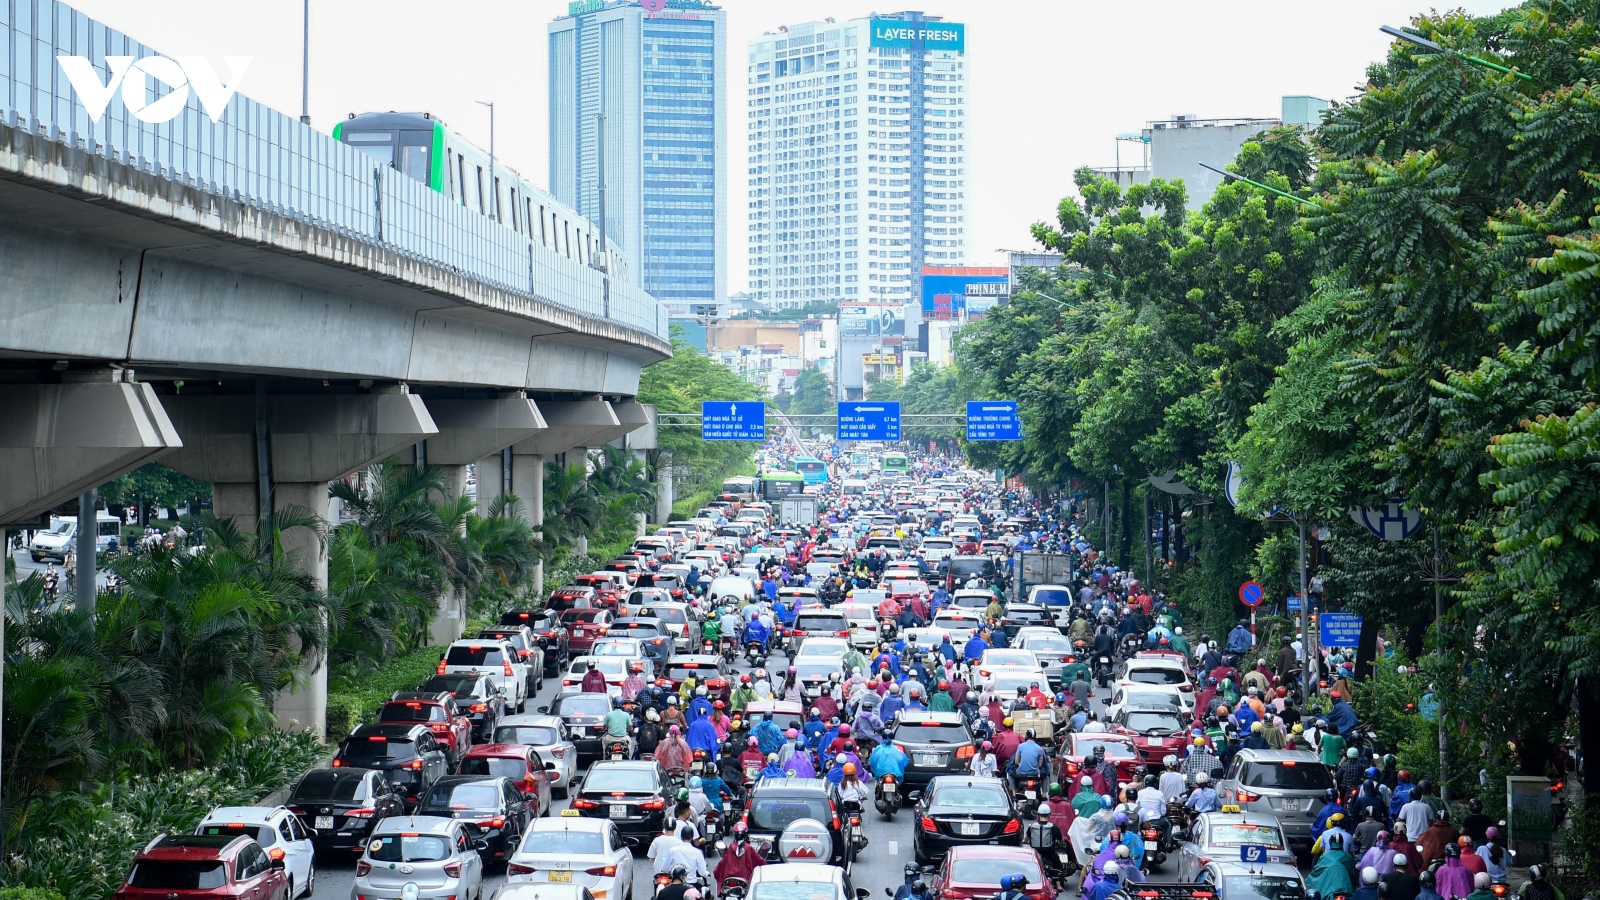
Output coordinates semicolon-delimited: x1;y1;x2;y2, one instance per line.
869;19;965;52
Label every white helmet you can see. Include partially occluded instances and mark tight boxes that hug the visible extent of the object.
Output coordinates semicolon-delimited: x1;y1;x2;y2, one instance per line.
1195;772;1210;785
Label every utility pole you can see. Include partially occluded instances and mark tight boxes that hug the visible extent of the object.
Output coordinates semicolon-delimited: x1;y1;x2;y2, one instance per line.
1421;525;1458;804
476;101;496;219
299;0;310;125
595;112;609;317
1298;516;1310;701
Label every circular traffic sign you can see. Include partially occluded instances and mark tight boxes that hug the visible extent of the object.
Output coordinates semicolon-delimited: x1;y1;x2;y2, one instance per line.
1239;580;1265;607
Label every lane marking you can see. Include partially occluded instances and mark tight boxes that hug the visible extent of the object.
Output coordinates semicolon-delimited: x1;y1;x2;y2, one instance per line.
889;840;899;856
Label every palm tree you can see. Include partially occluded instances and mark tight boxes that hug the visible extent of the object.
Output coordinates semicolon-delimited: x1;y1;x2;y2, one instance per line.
541;462;603;556
468;495;540;619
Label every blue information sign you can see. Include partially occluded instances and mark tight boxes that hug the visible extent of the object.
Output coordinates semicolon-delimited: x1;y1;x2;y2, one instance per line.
700;401;766;441
1240;844;1269;863
1286;595;1303;611
966;401;1021;441
837;401;901;442
1320;612;1363;648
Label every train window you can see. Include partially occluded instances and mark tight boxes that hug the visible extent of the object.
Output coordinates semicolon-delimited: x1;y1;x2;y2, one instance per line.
457;156;468;207
344;131;394;166
509;189;519;232
539;205;547;246
447;151;456;200
564;221;571;258
474;167;486;214
494;177;504;222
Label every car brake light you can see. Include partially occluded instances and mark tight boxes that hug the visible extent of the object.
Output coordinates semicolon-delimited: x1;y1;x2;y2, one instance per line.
1237;790;1260;803
551;746;567;758
368;736;387;742
572;798;599;809
641;798;665;810
586;865;619;876
431;723;450;731
346;807;376;818
444;861;462;878
409;760;424;770
508;863;536;876
1003;818;1021;834
480;817;506;829
563;680;576;687
921;816;937;831
437;659;447;674
503;661;515;676
332;759;342;767
519;649;532;658
268;847;286;860
356;861;372;876
1280;761;1297;767
470;703;488;713
956;745;975;759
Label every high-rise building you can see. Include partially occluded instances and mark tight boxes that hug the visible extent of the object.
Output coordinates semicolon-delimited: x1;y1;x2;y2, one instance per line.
747;12;968;312
549;0;727;313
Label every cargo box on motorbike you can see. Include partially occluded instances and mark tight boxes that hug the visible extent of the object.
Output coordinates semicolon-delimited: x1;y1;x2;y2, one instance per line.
1011;708;1064;742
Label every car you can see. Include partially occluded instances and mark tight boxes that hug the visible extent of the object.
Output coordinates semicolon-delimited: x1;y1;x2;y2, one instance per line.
970;663;1041;695
1107;683;1193;719
354;816;486;900
890;711;976;792
491;714;580;798
930;845;1053;900
837;603;880;649
623;587;675;615
569;760;672;845
589;636;648;664
114;834;289;900
707;575;756;603
747;862;867;900
793;657;846;699
1111;707;1191;766
194;806;315;899
457;745;556;817
1012;630;1076;689
1120;657;1195;697
1061;733;1143;785
629;602;693;651
912;775;1022;864
942;556;997;590
505;811;635;898
478;626;548;695
1175;810;1299;880
778;586;824;608
540;691;614;763
380;691;474;765
1215;749;1334;857
920;537;956;563
560;609;615;654
930;610;985;646
659;655;733;703
789;609;853;646
441;638;531;712
499;610;571;677
744;777;853;867
976;648;1041;675
546;586;597;615
285;767;408;857
997;604;1054;642
417;775;536;866
559;655;656;697
1191;860;1308;900
633;572;688;602
419;672;511;741
331;723;450;811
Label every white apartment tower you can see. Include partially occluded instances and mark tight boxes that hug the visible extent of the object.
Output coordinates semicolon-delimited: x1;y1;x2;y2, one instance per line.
747;12;968;310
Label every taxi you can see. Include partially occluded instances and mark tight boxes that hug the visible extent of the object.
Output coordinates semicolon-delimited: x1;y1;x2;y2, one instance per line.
1175;807;1297;881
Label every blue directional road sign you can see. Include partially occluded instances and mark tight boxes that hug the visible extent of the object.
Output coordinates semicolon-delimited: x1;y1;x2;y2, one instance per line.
700;401;766;441
1240;845;1269;864
966;400;1022;441
1320;612;1363;648
837;401;900;442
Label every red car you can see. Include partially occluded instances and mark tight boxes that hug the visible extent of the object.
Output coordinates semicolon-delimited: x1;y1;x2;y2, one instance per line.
1111;707;1191;766
573;574;623;609
114;834;287;900
658;655;732;703
457;744;554;817
932;845;1054;900
1061;733;1144;784
560;609;613;653
379;692;474;764
546;586;596;615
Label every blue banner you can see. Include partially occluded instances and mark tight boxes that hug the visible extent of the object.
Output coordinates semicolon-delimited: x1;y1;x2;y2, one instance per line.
1319;612;1363;648
701;401;765;441
966;400;1021;441
837;401;901;442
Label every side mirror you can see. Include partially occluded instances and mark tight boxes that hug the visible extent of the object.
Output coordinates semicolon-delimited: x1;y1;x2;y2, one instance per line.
715;840;728;852
544;761;558;770
537;706;550;714
885;890;897;898
857;892;871;900
475;839;490;852
269;857;286;871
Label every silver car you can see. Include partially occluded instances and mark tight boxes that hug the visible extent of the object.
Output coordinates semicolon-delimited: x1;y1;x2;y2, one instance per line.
1215;748;1334;857
1013;629;1074;688
1176;811;1298;879
492;714;580;799
354;816;484;900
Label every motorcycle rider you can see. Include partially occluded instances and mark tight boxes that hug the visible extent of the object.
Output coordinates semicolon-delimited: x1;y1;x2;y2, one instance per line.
1026;802;1069;879
1159;756;1186;802
580;661;608;694
869;736;909;804
891;863;932;900
1009;729;1049;794
603;696;635;758
1186;772;1221;814
658;725;693;773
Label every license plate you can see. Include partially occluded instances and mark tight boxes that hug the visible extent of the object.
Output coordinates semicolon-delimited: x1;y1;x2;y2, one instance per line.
1026;789;1037;800
915;753;941;766
549;870;573;884
692;761;704;772
609;804;628;819
885;783;898;794
315;816;333;830
959;822;980;836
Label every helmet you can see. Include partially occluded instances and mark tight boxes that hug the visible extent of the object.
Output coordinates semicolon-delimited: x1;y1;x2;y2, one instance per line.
840;724;853;736
1325;788;1338;802
1100;796;1113;809
905;863;920;879
670;866;688;881
1081;775;1094;787
1193;737;1207;747
788;666;797;674
1362;868;1379;886
1195;773;1210;785
733;821;749;837
1393;853;1409;868
844;763;857;775
1163;755;1178;768
714;700;726;709
740;673;752;684
1458;836;1473;849
689;776;703;789
1419;872;1436;889
748;736;759;747
1038;802;1052;816
1049;783;1062;796
1024;729;1036;740
669;725;681;734
1475;874;1493;890
1397;769;1410;781
696;685;708;696
1529;865;1547;882
982;741;993;751
666;695;679;705
1444;843;1460;859
1469;798;1483;813
613;696;625;708
766;753;778;763
1145;775;1157;788
1366;767;1380;779
1003;717;1014;727
1486;826;1499;841
1347;747;1359;759
1103;861;1122;876
999;876;1017;891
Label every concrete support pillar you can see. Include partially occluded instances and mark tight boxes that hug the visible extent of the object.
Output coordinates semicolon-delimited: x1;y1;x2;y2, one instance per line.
512;452;546;597
508;399;619;571
655;453;674;525
163;389;438;739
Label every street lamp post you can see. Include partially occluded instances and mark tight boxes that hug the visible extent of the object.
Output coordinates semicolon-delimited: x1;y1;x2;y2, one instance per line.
475;101;496;219
1380;25;1534;82
300;0;310;125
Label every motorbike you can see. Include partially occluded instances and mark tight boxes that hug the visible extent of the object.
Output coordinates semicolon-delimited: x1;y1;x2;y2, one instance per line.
604;736;632;762
1016;777;1042;817
1121;633;1142;660
692;749;710;776
719;877;750;900
1093;654;1114;688
1140;819;1170;870
879;618;898;642
744;640;767;668
702;808;722;857
874;774;901;819
840;799;870;855
720;634;738;666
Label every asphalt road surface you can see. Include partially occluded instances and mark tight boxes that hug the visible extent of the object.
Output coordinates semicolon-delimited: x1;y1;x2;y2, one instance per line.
309;645;1126;900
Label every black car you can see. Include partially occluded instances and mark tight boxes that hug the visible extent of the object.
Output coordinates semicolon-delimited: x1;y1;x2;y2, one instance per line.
332;723;449;811
944;555;996;590
478;626;547;696
745;777;853;867
417;775;532;867
890;712;976;793
998;603;1055;642
607;617;673;667
570;760;670;845
912;775;1021;864
285;767;408;855
540;692;612;762
419;672;509;741
500;609;570;676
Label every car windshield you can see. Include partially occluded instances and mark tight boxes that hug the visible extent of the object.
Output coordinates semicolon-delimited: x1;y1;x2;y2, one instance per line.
795;642;847;659
983;651;1035;667
930;785;1009;811
1243;761;1335;791
640;607;687;625
1031;588;1070;605
1124;712;1184;733
1127;667;1188;686
794;662;840;680
750;882;840;900
523;829;607;855
1024;638;1071;654
339;737;415;764
584;767;658;793
128;861;228;889
666;664;721;681
494;725;560;745
991;674;1042;694
568;659;625;677
459;757;528;779
1221;876;1305;900
423;781;503;811
1208;823;1286;848
749;797;831;832
795;615;847;632
293;771;365;802
421;675;485;697
197;823;274;846
593;640;641;657
1123;692;1181;710
368;833;452;862
892;723;970;744
382;703;446;723
1078;740;1135;758
552;695;611;717
562;611;604;624
951;857;1043;886
445;645;509;667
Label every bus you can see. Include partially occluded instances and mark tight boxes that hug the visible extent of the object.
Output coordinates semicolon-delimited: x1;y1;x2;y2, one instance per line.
794;456;829;485
882;452;910;476
762;472;806;502
721;476;759;501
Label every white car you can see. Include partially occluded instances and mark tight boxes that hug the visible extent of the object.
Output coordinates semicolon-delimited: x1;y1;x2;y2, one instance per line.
920;537;956;562
195;806;316;898
1014;630;1077;687
708;575;756;602
1120;657;1195;695
492;714;580;798
507;811;635;897
558;656;656;697
747;861;859;900
930;609;985;646
631;600;693;650
442;638;530;712
838;603;880;649
589;637;646;660
1106;683;1194;719
490;883;592;900
792;636;851;661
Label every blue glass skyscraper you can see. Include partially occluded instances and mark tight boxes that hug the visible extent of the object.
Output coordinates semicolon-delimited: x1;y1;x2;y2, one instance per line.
550;0;727;315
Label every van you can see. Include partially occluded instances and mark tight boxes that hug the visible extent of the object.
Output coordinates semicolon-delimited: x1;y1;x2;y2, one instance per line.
29;513;122;562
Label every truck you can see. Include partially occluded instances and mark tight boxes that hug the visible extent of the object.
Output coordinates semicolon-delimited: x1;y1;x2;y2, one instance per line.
29;513;122;562
780;496;818;526
1017;552;1076;627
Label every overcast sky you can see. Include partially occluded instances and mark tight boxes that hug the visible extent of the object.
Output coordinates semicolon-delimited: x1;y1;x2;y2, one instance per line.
70;0;1509;296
